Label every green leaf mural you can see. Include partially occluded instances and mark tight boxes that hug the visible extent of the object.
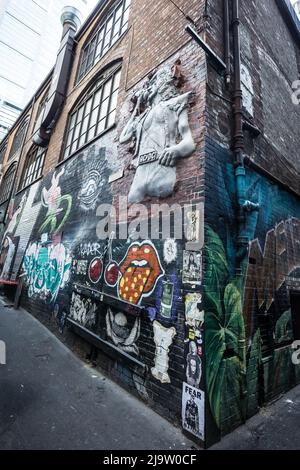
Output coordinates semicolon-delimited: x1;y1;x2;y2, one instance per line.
204;226;246;431
275;310;293;345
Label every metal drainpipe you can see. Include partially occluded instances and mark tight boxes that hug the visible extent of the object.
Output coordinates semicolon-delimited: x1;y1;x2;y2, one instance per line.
231;0;259;275
224;0;231;86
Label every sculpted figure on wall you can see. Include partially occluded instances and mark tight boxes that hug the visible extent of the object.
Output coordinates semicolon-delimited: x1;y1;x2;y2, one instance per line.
119;62;196;203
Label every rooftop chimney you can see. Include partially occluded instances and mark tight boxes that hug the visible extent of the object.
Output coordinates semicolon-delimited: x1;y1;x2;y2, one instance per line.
61;6;83;36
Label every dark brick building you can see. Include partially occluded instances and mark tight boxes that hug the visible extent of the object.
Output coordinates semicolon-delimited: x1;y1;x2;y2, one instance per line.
0;0;299;448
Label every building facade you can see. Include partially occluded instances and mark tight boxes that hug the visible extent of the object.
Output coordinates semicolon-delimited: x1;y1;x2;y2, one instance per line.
0;0;300;448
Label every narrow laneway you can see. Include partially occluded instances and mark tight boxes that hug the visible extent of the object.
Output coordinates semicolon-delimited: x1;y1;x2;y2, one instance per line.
0;299;195;450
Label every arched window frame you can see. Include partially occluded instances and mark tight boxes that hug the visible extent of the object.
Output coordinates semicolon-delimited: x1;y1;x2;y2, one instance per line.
8;116;29;161
62;62;122;161
76;0;131;84
18;145;46;191
0;162;17;205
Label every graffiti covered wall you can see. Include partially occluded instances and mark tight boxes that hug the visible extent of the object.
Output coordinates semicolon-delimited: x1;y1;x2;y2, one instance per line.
0;48;206;442
204;136;300;443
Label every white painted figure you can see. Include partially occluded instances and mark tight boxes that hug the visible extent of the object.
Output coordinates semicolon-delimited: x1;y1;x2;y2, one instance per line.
151;320;176;383
106;308;140;354
119;65;196;203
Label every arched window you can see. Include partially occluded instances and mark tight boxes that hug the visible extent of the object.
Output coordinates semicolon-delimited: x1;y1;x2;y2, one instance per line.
18;146;46;191
0;163;17;205
63;64;121;160
76;0;131;83
8;117;29;160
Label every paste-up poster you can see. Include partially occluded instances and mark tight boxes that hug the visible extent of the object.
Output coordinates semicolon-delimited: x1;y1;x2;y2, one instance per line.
182;382;205;440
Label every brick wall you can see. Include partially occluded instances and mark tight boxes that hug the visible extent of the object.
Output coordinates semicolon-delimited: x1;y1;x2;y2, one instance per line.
203;0;300;446
0;0;208;446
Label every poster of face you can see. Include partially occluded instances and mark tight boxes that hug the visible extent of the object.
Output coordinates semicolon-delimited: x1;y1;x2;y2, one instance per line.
186;341;202;388
182;382;205;440
160;281;174;319
182;250;202;285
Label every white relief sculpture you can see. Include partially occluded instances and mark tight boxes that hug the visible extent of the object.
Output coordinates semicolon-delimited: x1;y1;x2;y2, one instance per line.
119;64;196;203
151;320;176;384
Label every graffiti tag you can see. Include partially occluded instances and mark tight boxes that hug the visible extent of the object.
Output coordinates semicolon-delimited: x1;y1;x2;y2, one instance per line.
23;241;71;303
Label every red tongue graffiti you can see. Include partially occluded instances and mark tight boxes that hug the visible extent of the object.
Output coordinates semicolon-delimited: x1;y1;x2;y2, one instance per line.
118;242;163;305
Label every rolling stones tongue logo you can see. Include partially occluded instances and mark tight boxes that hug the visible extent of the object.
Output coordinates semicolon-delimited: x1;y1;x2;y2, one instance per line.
118;242;164;304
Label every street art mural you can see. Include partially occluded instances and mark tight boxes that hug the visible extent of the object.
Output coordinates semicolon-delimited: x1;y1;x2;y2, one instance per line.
106;307;140;354
69;292;97;328
39;168;72;235
117;241;164;305
78;168;103;211
23;238;71;303
0;182;41;280
204;138;300;440
119;62;196;203
151;320;176;383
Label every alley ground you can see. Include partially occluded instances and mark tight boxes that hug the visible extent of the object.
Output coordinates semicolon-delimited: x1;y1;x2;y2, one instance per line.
0;298;196;450
1;298;300;451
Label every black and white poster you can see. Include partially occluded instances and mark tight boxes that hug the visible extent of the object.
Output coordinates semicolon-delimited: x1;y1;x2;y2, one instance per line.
182;250;202;285
182;382;205;440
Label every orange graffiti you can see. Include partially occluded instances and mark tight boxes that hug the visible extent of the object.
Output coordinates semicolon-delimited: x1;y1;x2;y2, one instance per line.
118;242;164;305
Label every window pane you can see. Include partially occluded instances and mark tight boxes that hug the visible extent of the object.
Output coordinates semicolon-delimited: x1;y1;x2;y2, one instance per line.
77;105;84;123
97;118;106;134
113;70;121;91
87;125;96;141
90;107;99;127
111;19;121;43
79;133;87;147
64;68;121;159
106;16;113;34
122;7;130;25
102;78;112;100
107;110;116;127
69;113;76;130
81;115;90;135
109;90;119;113
99;97;109;121
85;97;93;115
92;90;102;109
115;4;123;21
73;123;81;141
19;146;46;190
76;1;131;82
